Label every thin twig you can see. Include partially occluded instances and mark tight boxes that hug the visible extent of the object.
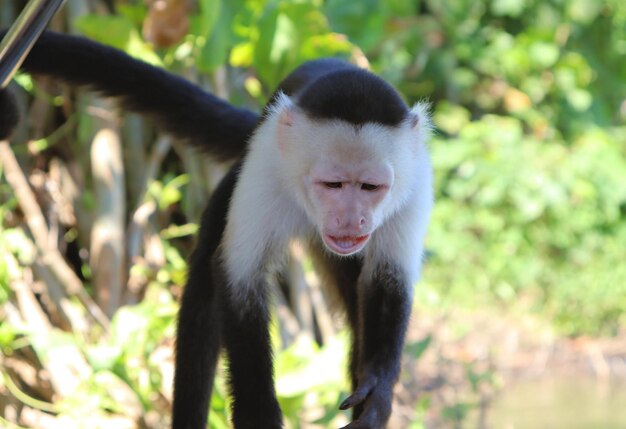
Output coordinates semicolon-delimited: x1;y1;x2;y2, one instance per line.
275;290;301;347
1;373;57;414
125;135;170;304
287;241;314;336
12;275;51;333
89;104;126;317
305;268;336;343
0;140;110;330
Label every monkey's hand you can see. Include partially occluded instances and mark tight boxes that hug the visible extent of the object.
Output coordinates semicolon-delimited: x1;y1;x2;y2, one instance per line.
338;372;393;429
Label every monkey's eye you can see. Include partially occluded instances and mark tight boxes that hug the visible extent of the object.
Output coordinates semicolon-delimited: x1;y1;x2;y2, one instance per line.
361;183;380;191
324;182;343;189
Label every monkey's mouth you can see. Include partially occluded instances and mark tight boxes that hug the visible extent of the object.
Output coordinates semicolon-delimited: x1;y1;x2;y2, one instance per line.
324;234;370;255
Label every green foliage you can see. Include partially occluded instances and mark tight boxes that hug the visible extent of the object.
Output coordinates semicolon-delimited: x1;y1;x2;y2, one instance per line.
192;0;234;73
424;114;626;334
75;15;163;65
231;0;353;89
96;287;177;408
148;174;190;212
275;335;350;427
396;1;625;336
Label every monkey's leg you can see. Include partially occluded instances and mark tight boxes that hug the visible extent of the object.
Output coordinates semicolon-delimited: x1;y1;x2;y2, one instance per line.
173;241;222;429
340;262;412;429
218;267;283;429
172;166;239;429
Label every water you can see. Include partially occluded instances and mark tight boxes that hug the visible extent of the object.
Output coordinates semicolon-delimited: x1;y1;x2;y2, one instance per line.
488;376;626;429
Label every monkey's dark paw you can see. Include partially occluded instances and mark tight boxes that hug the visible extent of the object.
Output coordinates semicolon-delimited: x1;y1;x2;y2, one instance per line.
339;376;393;429
0;89;20;141
338;401;391;429
339;376;378;411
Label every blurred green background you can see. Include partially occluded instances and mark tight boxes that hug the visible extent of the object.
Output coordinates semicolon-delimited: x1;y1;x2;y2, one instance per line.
1;0;625;428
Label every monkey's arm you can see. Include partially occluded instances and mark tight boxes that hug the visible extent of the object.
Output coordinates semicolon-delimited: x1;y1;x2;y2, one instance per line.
0;30;259;160
340;262;412;429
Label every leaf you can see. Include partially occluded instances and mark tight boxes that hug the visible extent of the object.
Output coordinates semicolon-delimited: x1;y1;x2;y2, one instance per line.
324;0;385;50
196;0;222;37
491;0;526;17
568;0;603;24
0;323;17;348
442;402;475;421
566;88;593;111
405;335;432;359
529;41;559;68
433;102;471;135
75;15;134;50
87;344;123;371
75;14;163;66
275;336;347;397
385;0;420;16
196;1;232;73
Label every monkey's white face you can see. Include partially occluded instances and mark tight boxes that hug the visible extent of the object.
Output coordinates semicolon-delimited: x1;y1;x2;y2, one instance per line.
266;93;432;257
308;160;393;255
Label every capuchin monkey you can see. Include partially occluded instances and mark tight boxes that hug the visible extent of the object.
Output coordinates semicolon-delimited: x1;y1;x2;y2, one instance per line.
0;31;433;429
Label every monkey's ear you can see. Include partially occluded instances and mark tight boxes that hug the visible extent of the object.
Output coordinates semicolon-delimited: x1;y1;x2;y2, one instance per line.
273;92;303;153
407;102;432;130
270;92;296;124
279;107;295;127
407;102;433;144
408;111;420;129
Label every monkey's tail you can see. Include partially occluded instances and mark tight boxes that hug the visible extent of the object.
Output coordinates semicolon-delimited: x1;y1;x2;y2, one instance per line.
0;30;259;161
